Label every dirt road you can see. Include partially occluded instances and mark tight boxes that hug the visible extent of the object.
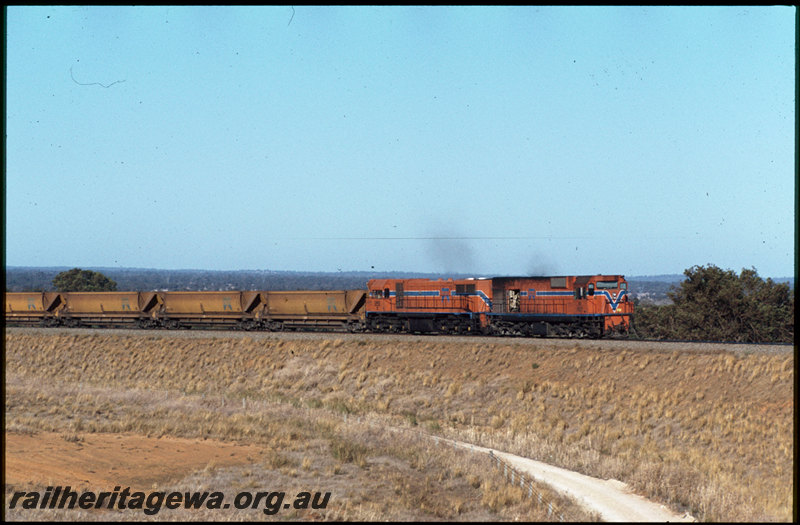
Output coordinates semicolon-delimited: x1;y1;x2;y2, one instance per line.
447;438;695;522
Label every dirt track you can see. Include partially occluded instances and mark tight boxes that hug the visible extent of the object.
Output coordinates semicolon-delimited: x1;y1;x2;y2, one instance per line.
446;438;695;522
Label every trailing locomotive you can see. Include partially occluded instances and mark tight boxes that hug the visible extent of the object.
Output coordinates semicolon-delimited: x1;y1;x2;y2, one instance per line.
5;274;633;338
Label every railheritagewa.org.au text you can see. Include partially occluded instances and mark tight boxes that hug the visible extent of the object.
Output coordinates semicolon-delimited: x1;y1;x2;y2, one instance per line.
8;486;331;516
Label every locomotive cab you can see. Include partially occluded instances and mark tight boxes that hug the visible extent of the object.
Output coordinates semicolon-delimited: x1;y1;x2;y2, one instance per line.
591;276;632;334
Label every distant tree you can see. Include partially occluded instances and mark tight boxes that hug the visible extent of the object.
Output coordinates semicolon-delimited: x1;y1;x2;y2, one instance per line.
53;268;117;292
634;265;793;343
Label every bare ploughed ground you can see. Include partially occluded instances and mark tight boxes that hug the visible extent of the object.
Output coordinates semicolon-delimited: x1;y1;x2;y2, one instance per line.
4;431;265;493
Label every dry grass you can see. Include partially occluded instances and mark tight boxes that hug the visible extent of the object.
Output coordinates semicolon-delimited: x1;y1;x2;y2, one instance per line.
4;331;793;521
5;332;597;521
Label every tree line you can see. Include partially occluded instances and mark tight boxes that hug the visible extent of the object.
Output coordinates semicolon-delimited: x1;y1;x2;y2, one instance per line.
6;268;462;293
7;265;793;344
633;265;794;344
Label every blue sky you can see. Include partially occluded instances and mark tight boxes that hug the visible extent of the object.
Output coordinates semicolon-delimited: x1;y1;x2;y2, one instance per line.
5;6;796;277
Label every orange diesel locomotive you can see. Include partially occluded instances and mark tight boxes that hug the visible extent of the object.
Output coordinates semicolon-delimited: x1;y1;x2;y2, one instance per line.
366;275;632;338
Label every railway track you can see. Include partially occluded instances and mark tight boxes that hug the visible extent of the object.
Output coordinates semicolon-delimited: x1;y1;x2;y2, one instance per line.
5;326;791;355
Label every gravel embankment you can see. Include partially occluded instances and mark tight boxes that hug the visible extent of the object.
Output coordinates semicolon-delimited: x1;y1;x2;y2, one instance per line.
5;327;791;355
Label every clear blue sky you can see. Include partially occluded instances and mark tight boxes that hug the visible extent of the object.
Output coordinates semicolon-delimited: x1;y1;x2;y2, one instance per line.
5;6;796;277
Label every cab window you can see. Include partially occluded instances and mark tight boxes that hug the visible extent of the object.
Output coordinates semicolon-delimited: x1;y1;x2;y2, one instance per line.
456;284;476;294
596;280;618;290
